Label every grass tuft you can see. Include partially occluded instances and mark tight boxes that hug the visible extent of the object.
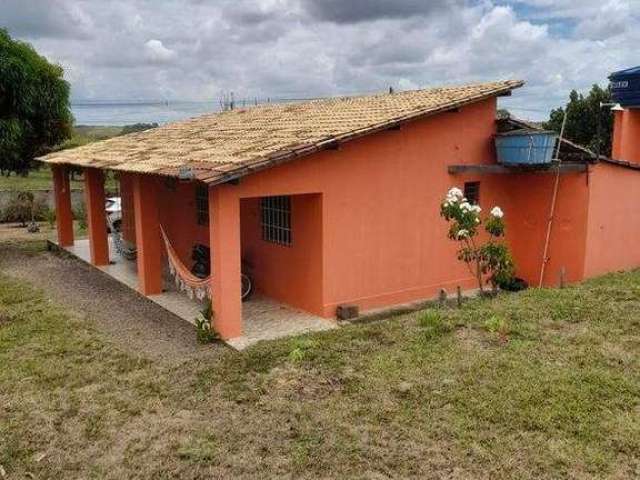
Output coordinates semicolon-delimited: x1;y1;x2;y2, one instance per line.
176;432;218;463
417;309;452;340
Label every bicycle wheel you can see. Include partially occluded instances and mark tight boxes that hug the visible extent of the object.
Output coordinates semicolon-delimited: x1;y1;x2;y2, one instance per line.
241;273;253;301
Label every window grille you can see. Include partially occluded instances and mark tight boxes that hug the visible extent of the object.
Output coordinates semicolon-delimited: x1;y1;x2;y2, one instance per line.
196;184;209;225
261;196;292;246
464;182;480;205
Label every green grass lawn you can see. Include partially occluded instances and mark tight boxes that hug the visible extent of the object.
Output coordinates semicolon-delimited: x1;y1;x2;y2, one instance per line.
0;168;82;191
0;168;118;192
1;243;639;478
59;125;123;150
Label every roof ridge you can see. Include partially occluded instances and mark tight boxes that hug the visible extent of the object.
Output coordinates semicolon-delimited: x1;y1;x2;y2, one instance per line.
234;79;523;108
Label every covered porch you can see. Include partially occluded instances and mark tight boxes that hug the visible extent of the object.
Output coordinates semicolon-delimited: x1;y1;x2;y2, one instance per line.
50;165;335;349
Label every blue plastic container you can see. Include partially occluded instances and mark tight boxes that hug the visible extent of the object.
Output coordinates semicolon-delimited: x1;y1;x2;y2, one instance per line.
609;66;640;107
495;130;558;165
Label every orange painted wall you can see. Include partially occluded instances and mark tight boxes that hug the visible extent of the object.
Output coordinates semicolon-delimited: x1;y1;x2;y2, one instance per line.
132;174;163;295
584;162;640;277
240;194;324;315
155;179;209;264
499;173;590;287
209;186;243;339
222;98;513;316
612;109;640;162
118;96;638;320
52;165;74;247
84;168;110;266
71;97;640;326
122;176;209;268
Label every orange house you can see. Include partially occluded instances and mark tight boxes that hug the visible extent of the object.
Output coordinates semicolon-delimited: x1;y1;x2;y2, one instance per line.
39;80;640;341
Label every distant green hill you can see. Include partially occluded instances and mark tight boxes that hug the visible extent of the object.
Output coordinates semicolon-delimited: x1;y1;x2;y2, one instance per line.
59;125;124;150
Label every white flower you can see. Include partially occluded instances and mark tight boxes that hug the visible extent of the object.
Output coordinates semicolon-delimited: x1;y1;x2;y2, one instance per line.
456;229;469;239
490;206;504;218
475;217;480;224
447;187;463;199
472;205;482;213
460;202;471;212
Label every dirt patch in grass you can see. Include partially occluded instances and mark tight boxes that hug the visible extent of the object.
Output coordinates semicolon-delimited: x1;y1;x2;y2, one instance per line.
264;364;346;401
454;325;489;350
0;222;53;243
1;243;640;478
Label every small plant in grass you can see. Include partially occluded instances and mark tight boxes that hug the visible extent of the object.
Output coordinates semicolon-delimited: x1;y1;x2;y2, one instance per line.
73;203;87;230
44;207;56;228
483;314;510;343
288;338;318;362
418;310;452;340
177;432;217;463
441;187;515;293
195;298;218;343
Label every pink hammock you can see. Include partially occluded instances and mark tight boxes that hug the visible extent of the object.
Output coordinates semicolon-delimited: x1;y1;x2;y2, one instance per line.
160;225;210;300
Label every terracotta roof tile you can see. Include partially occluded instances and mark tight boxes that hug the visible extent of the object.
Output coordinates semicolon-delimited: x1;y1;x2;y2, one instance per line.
39;80;524;184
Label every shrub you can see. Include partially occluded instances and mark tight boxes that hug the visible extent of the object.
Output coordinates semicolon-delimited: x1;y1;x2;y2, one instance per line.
73;203;87;230
441;188;515;293
483;314;510;343
2;191;48;225
497;276;528;292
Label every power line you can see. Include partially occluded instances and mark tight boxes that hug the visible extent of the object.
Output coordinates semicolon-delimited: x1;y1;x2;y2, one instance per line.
506;106;552;113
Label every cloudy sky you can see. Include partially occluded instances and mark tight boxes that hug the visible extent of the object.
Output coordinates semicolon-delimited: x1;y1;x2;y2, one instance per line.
1;0;639;119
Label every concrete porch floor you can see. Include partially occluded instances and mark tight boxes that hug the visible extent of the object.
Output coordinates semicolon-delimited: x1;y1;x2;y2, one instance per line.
51;237;336;350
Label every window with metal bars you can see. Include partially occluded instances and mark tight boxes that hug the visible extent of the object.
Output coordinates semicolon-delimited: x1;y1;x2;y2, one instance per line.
195;184;209;225
261;196;292;246
464;181;480;205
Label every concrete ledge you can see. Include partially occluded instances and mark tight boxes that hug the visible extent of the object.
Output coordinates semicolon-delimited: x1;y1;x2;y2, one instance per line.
448;163;588;175
342;288;481;326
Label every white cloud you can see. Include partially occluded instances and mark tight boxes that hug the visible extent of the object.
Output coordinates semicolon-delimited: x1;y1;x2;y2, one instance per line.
144;39;176;64
1;0;638;119
573;0;631;39
0;0;94;39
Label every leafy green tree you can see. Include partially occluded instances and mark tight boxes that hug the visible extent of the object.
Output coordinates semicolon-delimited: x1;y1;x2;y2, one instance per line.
496;108;511;120
544;84;613;156
0;29;73;175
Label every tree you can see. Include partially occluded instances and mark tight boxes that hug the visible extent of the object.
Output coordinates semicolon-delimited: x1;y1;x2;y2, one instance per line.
0;29;73;175
496;108;511;120
544;84;613;157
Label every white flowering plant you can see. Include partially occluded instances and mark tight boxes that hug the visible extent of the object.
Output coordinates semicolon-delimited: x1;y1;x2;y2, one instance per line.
441;187;514;292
